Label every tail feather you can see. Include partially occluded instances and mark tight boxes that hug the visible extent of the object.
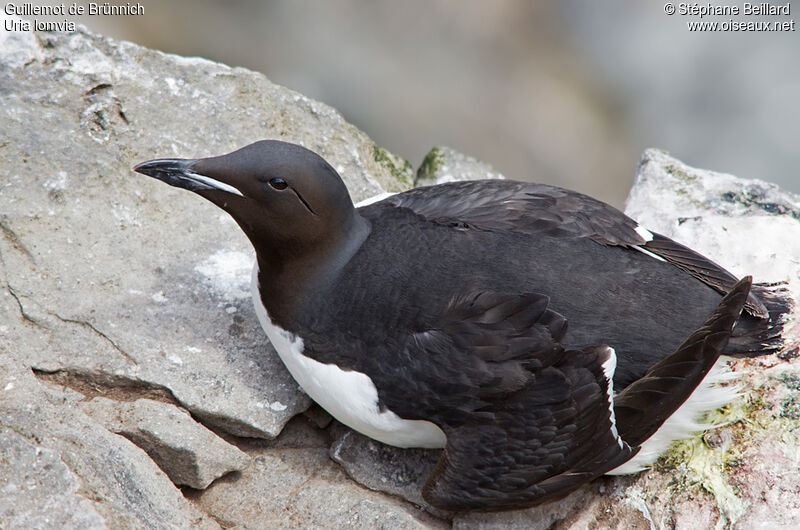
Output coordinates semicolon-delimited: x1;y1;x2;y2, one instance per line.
726;280;793;356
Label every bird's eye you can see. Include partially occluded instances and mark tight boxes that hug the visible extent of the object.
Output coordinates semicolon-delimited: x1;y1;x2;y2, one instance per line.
268;177;288;190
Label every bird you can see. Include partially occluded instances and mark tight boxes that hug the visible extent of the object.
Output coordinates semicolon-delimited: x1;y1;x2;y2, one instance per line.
134;140;790;512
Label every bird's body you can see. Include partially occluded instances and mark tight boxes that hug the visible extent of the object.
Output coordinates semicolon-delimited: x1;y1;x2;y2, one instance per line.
274;195;725;390
135;140;791;511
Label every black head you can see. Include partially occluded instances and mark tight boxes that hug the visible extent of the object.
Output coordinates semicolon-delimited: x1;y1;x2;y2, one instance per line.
134;141;370;307
135;141;356;249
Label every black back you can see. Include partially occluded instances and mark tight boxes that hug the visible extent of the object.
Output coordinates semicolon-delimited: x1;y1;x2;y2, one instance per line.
276;201;726;396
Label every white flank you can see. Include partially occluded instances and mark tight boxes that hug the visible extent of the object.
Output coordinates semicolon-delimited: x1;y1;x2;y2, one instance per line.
251;264;447;449
601;347;625;449
607;357;739;475
186;171;244;197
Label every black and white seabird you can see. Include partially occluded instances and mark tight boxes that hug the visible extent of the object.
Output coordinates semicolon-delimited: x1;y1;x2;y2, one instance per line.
134;140;790;511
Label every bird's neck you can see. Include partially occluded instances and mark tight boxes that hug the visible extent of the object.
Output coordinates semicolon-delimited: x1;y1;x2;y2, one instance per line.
254;212;371;325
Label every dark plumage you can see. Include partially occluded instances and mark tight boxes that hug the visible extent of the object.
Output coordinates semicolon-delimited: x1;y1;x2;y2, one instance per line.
134;140;791;512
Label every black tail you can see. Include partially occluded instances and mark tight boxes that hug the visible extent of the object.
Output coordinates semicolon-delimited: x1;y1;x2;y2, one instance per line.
613;276;751;446
725;280;793;357
642;232;792;357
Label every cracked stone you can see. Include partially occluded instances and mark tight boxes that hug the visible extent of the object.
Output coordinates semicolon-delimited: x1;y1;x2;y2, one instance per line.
0;429;107;529
188;419;446;530
0;356;218;529
80;397;251;490
329;426;442;515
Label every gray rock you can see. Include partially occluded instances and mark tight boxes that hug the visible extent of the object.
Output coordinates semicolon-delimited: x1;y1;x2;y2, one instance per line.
80;397;251;489
302;403;334;429
0;17;421;529
0;16;413;443
329;427;441;513
618;149;800;529
188;419;447;530
416;146;504;186
627;148;800;292
0;356;218;529
0;429;106;530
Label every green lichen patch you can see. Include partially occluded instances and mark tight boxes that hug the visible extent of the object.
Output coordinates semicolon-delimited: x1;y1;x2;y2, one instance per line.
372;145;413;191
774;372;800;419
416;147;445;184
664;163;697;184
652;363;800;526
655;397;753;525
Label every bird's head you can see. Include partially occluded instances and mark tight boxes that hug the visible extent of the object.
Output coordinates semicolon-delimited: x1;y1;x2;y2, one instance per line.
134;140;369;286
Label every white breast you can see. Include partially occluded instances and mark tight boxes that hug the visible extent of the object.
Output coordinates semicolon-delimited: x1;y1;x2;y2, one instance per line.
251;264;447;449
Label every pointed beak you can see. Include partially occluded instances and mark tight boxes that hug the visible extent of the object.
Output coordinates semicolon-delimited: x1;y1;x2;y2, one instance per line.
133;158;244;197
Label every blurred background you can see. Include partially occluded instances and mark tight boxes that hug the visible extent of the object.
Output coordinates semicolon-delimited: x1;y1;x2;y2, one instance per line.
42;0;800;207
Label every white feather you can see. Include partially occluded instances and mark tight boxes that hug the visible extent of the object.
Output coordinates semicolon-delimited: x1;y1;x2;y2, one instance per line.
632;245;667;262
601;347;625;449
606;357;739;475
634;225;654;242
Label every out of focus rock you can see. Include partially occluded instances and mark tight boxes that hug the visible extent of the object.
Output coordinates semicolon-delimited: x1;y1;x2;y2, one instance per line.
416;146;504;186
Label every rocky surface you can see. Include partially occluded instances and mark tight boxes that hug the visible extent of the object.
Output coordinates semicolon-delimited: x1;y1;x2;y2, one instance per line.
187;418;446;530
0;15;422;529
329;426;442;514
0;357;218;529
80;397;251;489
1;15;798;530
0;12;413;442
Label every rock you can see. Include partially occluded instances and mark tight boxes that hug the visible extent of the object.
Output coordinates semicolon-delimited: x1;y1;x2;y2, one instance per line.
416;146;504;186
0;15;418;529
80;397;251;489
0;429;106;530
0;12;414;444
302;403;334;429
329;427;442;514
187;419;446;530
626;148;800;291
618;149;800;529
0;356;218;529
